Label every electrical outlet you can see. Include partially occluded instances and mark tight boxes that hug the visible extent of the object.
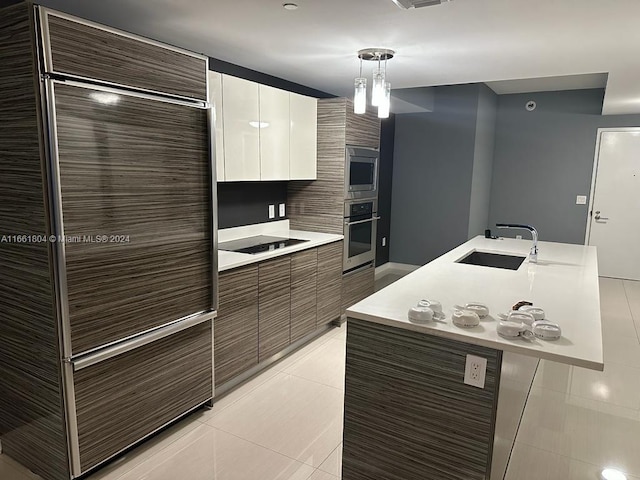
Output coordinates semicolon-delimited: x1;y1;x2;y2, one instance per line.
516;234;523;240
279;203;286;217
464;354;487;388
382;237;386;247
268;204;275;219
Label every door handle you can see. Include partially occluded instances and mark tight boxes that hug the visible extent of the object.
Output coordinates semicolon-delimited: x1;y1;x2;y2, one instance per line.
594;211;609;221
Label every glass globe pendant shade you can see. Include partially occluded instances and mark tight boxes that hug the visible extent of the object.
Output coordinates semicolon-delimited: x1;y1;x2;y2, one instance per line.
354;77;367;115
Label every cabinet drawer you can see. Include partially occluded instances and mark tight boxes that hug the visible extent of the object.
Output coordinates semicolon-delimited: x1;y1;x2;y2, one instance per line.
43;11;207;100
317;241;343;325
291;249;318;342
342;264;375;312
259;256;291;361
73;321;212;473
215;265;259;387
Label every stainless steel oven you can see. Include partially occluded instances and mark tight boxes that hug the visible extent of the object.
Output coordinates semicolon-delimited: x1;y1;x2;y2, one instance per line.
343;198;379;272
345;146;379;199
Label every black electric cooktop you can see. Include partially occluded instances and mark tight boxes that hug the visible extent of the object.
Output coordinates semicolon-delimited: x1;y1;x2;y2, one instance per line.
219;235;309;255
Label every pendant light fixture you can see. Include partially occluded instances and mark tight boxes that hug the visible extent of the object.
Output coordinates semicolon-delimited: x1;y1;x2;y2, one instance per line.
354;48;395;118
354;58;367;115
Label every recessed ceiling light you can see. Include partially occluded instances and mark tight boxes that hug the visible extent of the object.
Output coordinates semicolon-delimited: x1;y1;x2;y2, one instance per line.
601;468;628;480
283;3;298;10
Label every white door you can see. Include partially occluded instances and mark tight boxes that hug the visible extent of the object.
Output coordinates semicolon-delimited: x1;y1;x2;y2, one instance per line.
587;129;640;280
222;75;260;181
259;84;290;180
290;92;317;180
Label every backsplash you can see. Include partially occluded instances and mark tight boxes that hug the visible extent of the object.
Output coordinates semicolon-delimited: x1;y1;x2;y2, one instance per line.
217;182;288;229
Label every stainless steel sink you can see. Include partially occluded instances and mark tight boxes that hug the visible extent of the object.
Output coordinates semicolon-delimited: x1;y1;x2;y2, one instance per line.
456;251;526;270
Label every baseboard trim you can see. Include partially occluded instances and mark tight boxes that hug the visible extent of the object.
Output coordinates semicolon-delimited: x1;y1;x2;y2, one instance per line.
375;262;420;279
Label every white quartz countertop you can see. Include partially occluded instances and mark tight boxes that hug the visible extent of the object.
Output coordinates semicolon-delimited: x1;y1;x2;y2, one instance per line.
218;225;342;272
347;236;604;371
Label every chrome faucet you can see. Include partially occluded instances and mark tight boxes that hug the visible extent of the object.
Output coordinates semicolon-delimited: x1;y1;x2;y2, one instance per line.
496;223;539;263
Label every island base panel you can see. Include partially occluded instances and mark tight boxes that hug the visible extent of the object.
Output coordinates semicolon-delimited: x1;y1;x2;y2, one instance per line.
343;318;502;480
490;352;539;480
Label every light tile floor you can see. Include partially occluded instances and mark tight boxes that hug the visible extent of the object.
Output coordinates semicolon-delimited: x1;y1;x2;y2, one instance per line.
2;277;640;480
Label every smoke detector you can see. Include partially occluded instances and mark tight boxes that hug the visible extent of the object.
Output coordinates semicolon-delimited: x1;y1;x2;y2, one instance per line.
392;0;451;9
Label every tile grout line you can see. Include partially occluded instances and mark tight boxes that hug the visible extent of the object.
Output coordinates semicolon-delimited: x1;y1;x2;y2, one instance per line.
280;371;345;392
316;443;342;476
531;383;640;415
206;330;338;421
532;362;640;411
208;423;341;471
622;280;640;344
510;440;640;478
204;370;282;421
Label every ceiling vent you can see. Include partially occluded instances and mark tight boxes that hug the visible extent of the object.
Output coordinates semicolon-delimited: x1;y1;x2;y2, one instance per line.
392;0;451;9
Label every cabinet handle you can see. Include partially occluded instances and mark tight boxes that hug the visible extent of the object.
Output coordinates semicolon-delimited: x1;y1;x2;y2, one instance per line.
343;262;373;276
70;310;216;370
345;216;381;226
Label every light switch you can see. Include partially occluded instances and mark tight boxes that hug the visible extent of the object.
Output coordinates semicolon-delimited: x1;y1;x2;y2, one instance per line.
382;237;387;247
279;203;286;217
576;195;587;205
268;204;275;219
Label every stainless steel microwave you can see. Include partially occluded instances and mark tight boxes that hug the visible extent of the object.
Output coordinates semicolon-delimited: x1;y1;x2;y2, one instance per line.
345;146;379;199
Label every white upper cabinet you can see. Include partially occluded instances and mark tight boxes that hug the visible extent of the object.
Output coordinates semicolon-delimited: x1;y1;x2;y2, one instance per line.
222;75;260;181
289;92;317;180
207;71;225;182
213;73;317;181
259;85;290;181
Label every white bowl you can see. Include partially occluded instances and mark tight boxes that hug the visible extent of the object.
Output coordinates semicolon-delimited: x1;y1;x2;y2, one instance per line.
519;305;545;320
497;321;528;338
531;320;561;340
408;306;434;323
463;302;489;318
418;299;443;314
452;309;480;328
502;311;536;326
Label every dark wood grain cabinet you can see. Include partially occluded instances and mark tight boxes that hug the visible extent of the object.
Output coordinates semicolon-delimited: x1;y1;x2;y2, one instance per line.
0;5;213;480
74;322;212;473
54;83;212;355
258;256;292;362
214;265;259;387
45;13;207;100
317;241;343;325
345;104;381;149
342;264;375;313
216;240;343;388
288;98;380;235
290;249;318;343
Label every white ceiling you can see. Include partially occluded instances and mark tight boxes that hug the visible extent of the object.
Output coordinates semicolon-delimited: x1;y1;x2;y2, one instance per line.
486;73;608;96
37;0;640;115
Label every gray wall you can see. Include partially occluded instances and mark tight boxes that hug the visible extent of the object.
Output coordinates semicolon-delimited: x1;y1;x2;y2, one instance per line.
489;89;640;244
376;115;396;267
468;84;497;238
389;84;485;266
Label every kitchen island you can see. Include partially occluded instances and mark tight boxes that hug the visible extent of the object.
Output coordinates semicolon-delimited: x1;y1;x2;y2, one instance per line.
342;236;603;480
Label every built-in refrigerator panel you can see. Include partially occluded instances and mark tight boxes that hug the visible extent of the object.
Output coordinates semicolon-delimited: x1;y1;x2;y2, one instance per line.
50;81;214;356
1;5;217;479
